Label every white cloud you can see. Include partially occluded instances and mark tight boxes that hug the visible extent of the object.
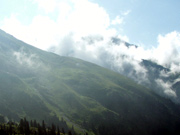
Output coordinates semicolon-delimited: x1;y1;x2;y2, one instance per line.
152;31;180;71
14;51;37;67
63;0;111;38
122;10;131;16
32;0;58;13
2;14;29;41
117;35;129;42
1;0;118;50
2;15;58;50
13;48;49;71
111;16;123;25
28;15;58;49
155;79;177;98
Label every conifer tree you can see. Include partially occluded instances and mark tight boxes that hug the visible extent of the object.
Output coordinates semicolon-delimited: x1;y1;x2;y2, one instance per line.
42;120;46;131
34;120;37;128
38;123;42;135
57;126;60;135
62;127;65;134
30;120;33;127
19;118;24;133
68;130;72;135
51;123;56;135
9;122;13;135
25;120;30;135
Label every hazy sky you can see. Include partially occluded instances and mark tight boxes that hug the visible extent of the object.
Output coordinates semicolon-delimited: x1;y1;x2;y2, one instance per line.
0;0;180;49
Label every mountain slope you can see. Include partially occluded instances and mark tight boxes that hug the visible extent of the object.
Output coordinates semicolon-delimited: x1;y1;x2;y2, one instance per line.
141;59;180;103
1;29;180;135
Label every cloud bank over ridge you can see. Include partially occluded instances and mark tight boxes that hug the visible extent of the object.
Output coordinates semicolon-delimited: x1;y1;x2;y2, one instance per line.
1;0;180;102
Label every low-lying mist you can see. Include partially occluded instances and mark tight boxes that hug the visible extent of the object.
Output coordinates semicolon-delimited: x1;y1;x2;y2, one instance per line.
49;31;180;103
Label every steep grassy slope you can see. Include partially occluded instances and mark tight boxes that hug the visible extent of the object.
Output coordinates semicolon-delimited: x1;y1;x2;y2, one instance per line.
0;70;51;121
1;29;180;135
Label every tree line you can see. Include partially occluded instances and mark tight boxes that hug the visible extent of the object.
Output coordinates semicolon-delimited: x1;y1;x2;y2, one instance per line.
0;117;76;135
